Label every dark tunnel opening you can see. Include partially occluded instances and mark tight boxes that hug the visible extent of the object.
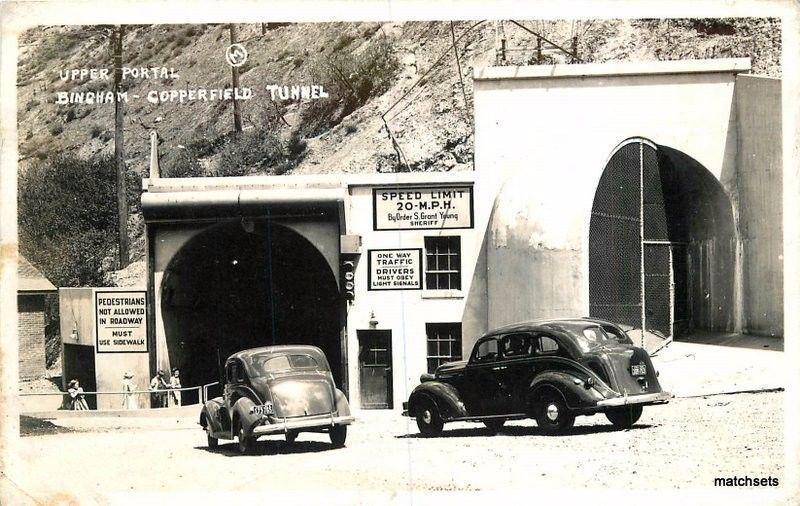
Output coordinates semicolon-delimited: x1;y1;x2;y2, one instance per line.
160;220;342;403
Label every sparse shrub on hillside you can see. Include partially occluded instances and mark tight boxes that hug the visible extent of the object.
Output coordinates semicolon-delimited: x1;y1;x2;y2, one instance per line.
25;99;40;111
90;124;103;138
162;147;204;178
18;153;118;287
332;33;357;52
299;37;399;137
213;126;307;176
49;123;64;136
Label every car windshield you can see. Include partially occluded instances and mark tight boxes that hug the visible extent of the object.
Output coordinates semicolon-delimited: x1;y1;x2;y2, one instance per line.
576;326;616;352
248;353;324;377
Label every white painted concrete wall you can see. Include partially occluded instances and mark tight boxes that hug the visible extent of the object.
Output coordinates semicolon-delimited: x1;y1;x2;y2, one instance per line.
473;59;748;330
345;178;480;409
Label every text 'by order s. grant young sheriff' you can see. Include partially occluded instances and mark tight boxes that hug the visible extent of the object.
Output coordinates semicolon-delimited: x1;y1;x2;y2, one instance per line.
373;187;473;230
55;66;329;105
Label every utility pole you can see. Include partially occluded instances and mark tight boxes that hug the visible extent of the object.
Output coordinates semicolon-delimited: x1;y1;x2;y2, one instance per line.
495;21;507;65
229;24;243;134
571;35;578;63
113;25;128;269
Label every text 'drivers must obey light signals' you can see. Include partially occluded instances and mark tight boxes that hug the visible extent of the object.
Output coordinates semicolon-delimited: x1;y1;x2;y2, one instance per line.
95;291;148;353
368;249;423;290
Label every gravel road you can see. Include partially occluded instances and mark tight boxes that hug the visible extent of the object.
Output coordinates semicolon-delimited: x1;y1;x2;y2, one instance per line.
14;391;783;501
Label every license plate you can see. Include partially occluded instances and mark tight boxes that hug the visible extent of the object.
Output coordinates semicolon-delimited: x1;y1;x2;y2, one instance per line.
631;363;647;376
249;402;274;416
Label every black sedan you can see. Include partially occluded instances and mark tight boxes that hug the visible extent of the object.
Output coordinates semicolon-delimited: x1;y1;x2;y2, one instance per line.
403;318;672;436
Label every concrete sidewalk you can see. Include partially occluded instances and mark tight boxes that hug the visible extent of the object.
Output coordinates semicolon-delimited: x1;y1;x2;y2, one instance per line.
652;338;784;398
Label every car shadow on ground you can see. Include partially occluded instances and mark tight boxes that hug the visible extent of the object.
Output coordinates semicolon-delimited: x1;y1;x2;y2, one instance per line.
195;439;341;457
396;423;654;439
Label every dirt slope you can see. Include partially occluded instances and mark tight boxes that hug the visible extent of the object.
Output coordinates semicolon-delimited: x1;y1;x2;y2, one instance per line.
16;18;781;286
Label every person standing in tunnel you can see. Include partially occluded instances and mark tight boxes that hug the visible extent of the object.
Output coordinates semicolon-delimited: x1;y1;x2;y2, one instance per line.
150;369;168;408
168;368;182;407
122;371;138;410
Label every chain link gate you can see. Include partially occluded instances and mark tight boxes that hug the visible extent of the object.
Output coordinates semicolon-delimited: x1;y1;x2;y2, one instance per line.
589;139;689;348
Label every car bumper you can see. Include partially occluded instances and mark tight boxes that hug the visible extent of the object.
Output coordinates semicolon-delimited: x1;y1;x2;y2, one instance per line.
596;391;674;407
251;414;355;436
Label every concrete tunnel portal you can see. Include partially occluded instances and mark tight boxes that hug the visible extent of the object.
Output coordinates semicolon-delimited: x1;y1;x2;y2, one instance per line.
158;220;343;402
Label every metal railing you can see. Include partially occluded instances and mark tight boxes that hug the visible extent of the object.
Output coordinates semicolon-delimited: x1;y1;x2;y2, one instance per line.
19;385;204;412
202;381;221;403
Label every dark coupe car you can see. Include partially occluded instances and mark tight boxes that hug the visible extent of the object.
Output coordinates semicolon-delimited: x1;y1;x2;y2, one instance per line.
403;318;672;436
200;345;354;454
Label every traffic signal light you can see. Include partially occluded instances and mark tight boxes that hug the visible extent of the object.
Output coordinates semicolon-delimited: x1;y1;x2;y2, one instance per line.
341;260;356;301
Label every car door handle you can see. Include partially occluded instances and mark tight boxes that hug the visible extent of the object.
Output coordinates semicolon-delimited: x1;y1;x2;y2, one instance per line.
492;366;507;371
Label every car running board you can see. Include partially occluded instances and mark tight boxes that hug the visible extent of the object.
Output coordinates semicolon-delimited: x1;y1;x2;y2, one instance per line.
449;413;528;422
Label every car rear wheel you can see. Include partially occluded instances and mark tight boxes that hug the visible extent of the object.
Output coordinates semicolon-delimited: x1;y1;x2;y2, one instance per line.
415;399;444;437
236;421;255;455
533;391;575;435
329;425;347;447
605;405;643;429
483;418;506;434
205;425;218;448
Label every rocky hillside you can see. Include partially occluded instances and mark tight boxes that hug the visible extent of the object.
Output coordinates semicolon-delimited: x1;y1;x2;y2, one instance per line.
17;18;781;285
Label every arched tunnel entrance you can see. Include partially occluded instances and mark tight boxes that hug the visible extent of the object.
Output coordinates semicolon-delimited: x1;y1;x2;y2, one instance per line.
159;220;342;402
589;139;736;343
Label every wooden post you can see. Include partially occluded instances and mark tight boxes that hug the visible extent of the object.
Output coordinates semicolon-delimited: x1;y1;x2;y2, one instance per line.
536;36;542;63
494;21;506;65
113;25;129;269
230;24;243;134
261;23;266;35
571;35;578;63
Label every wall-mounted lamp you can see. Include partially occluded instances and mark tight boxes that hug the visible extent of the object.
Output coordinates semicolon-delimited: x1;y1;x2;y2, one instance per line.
368;311;378;329
70;322;79;341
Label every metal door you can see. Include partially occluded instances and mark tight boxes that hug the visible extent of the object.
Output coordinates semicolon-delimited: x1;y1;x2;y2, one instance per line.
590;139;690;342
643;243;671;336
358;330;392;409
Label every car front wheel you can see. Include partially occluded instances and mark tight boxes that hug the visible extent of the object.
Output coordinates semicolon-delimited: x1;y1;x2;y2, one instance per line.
605;405;643;429
236;421;255;455
415;399;444;437
534;391;575;435
329;425;347;447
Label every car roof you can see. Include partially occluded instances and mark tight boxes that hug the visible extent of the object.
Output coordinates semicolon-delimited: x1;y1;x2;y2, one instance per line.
227;345;325;362
481;317;615;340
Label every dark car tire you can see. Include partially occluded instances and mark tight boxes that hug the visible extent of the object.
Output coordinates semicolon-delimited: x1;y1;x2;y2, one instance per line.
416;399;444;437
286;431;298;444
533;391;575;435
329;425;347;447
483;418;506;434
605;405;643;429
236;421;255;455
206;426;218;448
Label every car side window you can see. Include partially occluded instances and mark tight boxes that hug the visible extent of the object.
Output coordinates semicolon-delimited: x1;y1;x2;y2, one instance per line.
473;338;499;363
234;360;247;383
226;361;246;384
500;333;535;359
602;324;632;344
534;335;560;356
